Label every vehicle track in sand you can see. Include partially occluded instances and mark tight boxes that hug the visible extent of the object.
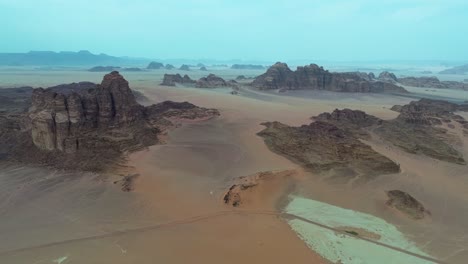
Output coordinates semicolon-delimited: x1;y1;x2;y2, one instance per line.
0;209;444;263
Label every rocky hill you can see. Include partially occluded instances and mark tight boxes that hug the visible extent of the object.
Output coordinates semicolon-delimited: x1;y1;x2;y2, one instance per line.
251;62;407;93
0;71;219;171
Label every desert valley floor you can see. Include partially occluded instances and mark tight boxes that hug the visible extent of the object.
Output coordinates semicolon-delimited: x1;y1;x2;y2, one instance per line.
1;69;468;264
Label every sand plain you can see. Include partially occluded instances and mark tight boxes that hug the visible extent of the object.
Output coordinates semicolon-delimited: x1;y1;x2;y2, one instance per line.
1;69;467;263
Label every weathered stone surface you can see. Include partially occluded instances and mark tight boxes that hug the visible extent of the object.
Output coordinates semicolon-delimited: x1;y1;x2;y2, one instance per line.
252;62;407;93
257;120;400;181
161;74;196;86
200;66;208;71
397;76;467;90
386;190;430;220
314;100;468;165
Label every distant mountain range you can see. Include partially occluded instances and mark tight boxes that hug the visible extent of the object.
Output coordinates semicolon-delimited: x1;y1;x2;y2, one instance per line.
0;50;151;66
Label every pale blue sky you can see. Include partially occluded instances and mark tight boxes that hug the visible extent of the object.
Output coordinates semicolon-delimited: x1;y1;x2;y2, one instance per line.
1;0;467;61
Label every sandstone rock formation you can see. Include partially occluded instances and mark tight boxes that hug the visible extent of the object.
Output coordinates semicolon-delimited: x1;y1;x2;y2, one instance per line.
200;66;208;71
397;76;467;90
147;61;164;69
0;71;219;171
196;74;228;88
313;100;468;165
161;74;196;86
223;170;296;208
386;190;430;220
378;71;398;83
165;64;175;70
257;121;400;182
251;62;407;93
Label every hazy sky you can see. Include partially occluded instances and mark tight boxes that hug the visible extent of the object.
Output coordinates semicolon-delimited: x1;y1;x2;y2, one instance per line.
1;0;467;61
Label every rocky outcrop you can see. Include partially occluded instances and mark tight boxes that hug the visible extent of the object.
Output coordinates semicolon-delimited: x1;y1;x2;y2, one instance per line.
179;64;190;71
29;71;145;152
386;190;430;220
196;74;228;88
378;71;398;83
251;62;407;93
147;61;164;69
0;86;33;113
313;100;468;165
398;76;467;90
161;74;196;86
165;64;175;70
314;109;382;139
440;64;468;75
0;72;219;172
257;121;400;182
200;66;208;71
231;64;264;70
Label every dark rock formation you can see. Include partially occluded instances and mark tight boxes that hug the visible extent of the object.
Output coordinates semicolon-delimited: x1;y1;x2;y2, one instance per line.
398;76;467;90
440;64;468;75
0;86;33;113
0;72;220;172
231;64;265;70
200;66;208;71
196;74;228;88
314;100;468;165
314;109;382;139
147;61;164;69
179;64;190;71
161;74;196;86
386;190;430;220
257;121;400;181
165;64;175;70
236;75;246;80
251;62;407;93
88;66;121;72
378;71;398;83
197;63;205;67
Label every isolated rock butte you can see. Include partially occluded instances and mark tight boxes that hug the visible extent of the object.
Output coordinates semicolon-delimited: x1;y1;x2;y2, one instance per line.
252;62;406;93
0;71;220;171
161;74;196;86
196;74;228;88
165;64;175;70
29;71;145;152
386;190;430;220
